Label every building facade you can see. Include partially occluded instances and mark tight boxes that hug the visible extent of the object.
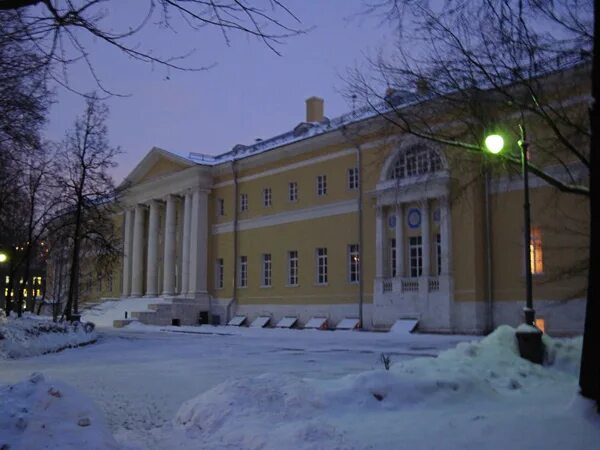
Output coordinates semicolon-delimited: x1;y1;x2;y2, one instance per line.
84;82;588;334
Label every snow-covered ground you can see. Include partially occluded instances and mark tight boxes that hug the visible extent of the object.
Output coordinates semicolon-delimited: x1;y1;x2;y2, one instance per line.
0;312;597;449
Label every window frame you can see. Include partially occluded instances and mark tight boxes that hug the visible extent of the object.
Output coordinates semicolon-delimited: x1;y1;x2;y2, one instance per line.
288;250;299;286
240;193;248;212
263;187;272;208
288;181;298;202
408;236;423;278
316;175;327;196
261;253;272;287
216;258;224;289
316;247;328;285
239;255;248;288
347;167;359;190
348;244;360;283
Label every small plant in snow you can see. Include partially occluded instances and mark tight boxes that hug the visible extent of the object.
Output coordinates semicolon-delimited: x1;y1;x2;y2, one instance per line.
380;353;391;370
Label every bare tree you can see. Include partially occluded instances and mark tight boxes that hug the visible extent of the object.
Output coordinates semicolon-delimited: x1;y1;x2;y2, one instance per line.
56;93;121;320
0;1;301;93
351;0;596;405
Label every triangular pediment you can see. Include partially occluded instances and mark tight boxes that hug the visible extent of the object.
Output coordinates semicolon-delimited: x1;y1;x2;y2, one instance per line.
122;147;196;187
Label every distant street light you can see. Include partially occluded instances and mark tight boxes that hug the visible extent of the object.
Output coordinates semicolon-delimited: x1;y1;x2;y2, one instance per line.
0;252;8;263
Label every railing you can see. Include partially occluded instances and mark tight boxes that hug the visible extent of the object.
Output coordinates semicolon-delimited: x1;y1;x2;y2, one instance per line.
382;279;393;293
401;278;419;292
428;277;440;292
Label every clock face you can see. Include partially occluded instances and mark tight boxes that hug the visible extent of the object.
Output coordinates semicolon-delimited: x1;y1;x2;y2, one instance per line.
407;208;421;229
388;215;396;228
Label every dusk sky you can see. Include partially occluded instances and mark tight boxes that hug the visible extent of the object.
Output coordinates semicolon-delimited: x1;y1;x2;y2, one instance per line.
44;1;394;182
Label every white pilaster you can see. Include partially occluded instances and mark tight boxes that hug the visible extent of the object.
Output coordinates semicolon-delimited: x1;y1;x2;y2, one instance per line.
395;204;404;278
162;195;177;295
375;206;385;278
421;199;430;277
181;191;192;296
121;209;134;297
188;188;209;297
131;204;146;297
440;196;452;275
145;199;161;296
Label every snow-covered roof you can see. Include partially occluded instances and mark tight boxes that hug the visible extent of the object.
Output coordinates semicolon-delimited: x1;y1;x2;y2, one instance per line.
184;91;420;166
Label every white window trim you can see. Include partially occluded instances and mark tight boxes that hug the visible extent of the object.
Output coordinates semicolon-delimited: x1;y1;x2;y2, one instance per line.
216;258;224;289
315;247;328;285
263;188;272;208
316;175;327;197
261;253;272;287
288;181;298;202
348;244;360;283
287;250;299;287
238;256;248;288
347;167;359;191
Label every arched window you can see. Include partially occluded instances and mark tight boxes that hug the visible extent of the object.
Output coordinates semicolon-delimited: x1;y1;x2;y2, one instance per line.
389;145;443;180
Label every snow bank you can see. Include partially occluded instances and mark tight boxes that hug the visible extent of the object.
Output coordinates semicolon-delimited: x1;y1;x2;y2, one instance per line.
0;315;96;359
170;326;597;449
81;297;168;327
0;373;118;450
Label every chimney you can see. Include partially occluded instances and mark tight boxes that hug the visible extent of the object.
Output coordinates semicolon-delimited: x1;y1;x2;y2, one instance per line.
305;96;324;122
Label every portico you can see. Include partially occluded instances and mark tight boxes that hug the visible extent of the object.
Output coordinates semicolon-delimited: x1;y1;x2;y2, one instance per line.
372;140;454;331
120;148;212;303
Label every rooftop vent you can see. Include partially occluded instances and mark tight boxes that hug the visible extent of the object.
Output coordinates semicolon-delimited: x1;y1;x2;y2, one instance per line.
305;96;324;122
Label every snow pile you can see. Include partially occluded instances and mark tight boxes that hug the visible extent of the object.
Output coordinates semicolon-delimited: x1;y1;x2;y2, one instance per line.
169;326;598;450
81;296;168;327
0;315;96;359
0;373;118;450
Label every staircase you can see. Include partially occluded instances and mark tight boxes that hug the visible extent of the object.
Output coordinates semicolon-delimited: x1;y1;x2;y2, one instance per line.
113;298;209;328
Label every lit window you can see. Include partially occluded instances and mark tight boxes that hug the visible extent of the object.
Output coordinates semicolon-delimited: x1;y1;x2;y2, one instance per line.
348;244;360;283
409;236;423;278
263;188;272;207
316;248;328;284
240;193;248;212
239;256;248;287
289;182;298;202
217;198;225;216
36;289;41;297
288;251;298;286
347;167;359;190
316;175;327;196
216;258;224;289
535;318;545;333
4;276;9;284
530;227;543;275
261;254;272;287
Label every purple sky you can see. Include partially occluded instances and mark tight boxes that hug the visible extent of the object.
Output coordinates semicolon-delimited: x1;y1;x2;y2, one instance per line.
44;1;393;182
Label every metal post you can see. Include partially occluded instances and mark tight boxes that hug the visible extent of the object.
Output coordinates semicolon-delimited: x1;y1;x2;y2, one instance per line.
519;123;535;325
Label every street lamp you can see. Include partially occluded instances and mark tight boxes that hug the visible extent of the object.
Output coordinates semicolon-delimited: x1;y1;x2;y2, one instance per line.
484;126;545;364
484;128;535;326
0;252;7;263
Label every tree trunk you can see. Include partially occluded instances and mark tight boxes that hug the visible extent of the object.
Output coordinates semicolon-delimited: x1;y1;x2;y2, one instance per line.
63;202;83;320
579;0;599;409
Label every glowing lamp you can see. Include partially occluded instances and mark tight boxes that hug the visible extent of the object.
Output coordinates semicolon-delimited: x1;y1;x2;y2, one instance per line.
484;134;505;154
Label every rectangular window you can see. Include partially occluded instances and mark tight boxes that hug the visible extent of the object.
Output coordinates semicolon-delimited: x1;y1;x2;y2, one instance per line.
288;251;298;286
216;258;224;289
436;233;442;275
263;188;272;207
289;182;298;202
316;175;327;196
530;227;543;275
390;238;397;277
316;247;328;284
348;244;360;283
239;256;248;287
261;253;272;287
348;167;359;190
217;198;225;216
409;236;423;278
240;193;248;212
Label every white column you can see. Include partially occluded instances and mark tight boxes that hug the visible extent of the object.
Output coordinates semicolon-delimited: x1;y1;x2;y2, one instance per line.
162;195;177;295
131;204;146;297
375;206;385;278
188;188;209;296
440;196;452;275
121;209;134;297
395;204;404;278
145;200;161;296
175;198;184;294
421;199;430;277
181;191;192;296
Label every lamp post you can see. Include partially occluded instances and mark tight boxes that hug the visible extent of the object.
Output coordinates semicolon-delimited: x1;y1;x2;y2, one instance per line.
484;128;535;324
485;127;543;363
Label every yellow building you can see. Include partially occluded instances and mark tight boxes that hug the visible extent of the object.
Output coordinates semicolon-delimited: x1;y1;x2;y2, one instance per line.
96;74;588;334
